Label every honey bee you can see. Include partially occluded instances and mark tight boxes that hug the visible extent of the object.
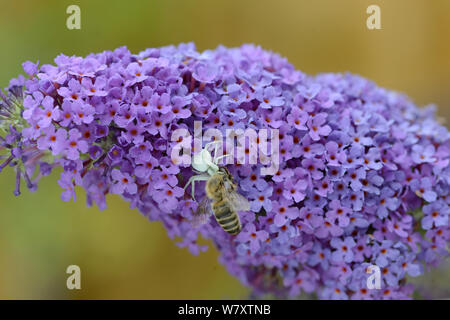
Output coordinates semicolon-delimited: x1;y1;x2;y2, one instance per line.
184;141;250;235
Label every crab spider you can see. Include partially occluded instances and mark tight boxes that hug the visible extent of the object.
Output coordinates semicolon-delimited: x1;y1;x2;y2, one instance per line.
184;140;231;201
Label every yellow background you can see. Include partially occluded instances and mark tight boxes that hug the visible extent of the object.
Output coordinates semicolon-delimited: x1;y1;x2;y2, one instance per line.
0;0;448;299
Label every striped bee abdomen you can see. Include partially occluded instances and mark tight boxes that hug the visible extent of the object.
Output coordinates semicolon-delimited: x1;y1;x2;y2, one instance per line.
212;199;242;235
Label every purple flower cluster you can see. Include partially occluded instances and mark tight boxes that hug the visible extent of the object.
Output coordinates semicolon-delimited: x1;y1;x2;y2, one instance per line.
1;43;449;299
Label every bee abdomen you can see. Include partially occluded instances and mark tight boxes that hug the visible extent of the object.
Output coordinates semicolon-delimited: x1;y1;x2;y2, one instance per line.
212;200;242;235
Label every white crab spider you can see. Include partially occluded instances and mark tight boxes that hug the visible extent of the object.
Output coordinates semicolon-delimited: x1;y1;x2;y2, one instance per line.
184;140;231;201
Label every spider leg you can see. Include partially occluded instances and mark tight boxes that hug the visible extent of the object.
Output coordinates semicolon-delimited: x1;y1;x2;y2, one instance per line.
212;140;220;162
184;174;210;202
214;153;232;165
204;140;222;151
201;145;220;173
205;140;225;166
205;140;221;157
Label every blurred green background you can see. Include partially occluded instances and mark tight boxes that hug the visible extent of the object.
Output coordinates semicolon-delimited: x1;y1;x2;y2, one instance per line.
0;0;449;299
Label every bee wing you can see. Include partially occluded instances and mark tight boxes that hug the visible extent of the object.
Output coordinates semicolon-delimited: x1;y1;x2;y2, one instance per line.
191;196;213;228
226;190;250;212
